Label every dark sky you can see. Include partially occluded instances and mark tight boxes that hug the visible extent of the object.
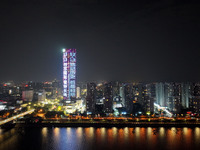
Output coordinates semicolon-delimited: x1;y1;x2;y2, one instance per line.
0;0;200;82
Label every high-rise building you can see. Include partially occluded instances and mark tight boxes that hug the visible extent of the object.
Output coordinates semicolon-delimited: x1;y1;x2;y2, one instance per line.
124;83;134;114
181;82;190;109
103;82;113;113
190;83;200;113
169;83;182;113
86;83;96;114
155;82;183;113
63;48;76;100
76;87;81;98
145;83;155;114
38;89;46;102
156;82;165;106
22;90;34;101
119;85;125;106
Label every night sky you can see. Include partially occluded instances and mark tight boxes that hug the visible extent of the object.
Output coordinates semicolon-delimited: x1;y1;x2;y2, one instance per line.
0;0;200;82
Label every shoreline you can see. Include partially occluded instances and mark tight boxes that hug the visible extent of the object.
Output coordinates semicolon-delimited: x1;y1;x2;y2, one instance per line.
15;122;200;128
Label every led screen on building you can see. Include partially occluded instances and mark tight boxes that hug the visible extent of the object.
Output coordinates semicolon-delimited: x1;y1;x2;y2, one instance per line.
63;48;76;100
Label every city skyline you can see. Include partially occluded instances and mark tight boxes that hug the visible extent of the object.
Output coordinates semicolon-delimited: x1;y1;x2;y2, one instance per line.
2;80;200;115
1;1;200;150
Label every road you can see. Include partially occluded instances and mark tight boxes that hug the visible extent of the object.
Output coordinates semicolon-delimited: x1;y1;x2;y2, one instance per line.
0;109;35;126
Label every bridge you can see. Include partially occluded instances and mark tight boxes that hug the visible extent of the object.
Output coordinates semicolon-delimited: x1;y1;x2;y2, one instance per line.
0;109;35;126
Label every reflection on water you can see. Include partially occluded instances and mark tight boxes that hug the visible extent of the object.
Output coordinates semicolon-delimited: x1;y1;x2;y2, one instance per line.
159;127;165;138
195;127;200;141
100;127;106;141
0;127;200;150
42;127;47;137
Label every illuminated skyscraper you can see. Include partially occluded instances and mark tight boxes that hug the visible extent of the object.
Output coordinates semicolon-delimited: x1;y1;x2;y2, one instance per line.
63;48;76;100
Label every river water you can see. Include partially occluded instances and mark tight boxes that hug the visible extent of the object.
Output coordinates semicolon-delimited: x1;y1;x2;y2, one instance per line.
0;127;200;150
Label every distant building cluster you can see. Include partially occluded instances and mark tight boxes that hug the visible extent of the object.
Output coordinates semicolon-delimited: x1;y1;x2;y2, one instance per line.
1;80;200;117
0;79;62;109
81;82;200;116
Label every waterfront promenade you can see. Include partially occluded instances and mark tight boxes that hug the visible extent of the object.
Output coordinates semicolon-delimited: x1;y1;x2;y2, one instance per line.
15;119;200;128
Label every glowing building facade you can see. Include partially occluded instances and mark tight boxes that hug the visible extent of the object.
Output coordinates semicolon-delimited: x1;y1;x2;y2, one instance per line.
63;48;76;100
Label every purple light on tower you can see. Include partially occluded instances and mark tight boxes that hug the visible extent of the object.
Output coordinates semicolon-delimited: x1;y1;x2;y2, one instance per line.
63;48;76;100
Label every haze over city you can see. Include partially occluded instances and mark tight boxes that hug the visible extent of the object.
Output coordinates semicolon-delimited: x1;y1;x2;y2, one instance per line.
0;0;200;82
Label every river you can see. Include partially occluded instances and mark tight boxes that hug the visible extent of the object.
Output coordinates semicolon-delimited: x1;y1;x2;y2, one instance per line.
0;127;200;150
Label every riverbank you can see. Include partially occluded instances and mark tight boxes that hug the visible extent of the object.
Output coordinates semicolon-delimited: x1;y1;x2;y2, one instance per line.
15;122;200;128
